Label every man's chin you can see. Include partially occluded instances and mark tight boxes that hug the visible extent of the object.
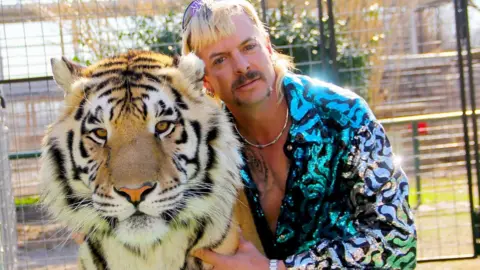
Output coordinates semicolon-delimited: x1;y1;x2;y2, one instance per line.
114;215;169;246
234;88;272;106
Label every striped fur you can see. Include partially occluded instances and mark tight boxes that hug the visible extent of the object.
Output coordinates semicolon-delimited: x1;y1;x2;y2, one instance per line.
40;51;248;270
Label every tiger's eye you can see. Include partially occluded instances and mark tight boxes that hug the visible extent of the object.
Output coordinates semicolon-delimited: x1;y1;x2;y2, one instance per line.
155;121;171;133
94;128;108;139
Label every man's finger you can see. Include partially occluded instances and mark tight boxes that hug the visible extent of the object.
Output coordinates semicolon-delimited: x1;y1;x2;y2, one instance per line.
238;236;255;252
191;248;229;265
238;233;248;247
238;232;247;243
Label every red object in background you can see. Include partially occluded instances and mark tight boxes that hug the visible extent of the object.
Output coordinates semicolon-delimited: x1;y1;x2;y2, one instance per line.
407;122;428;135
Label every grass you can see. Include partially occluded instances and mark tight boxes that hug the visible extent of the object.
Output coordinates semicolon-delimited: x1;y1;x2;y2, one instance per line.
407;175;479;208
408;187;473;207
15;195;40;206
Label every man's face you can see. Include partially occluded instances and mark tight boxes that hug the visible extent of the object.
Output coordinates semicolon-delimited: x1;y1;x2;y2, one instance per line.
197;13;276;107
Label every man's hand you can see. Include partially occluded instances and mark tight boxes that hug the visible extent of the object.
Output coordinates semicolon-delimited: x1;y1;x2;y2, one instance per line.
191;236;287;270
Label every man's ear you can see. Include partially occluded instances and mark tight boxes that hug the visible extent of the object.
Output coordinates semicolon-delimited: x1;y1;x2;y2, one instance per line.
203;77;212;92
265;36;273;55
50;57;85;94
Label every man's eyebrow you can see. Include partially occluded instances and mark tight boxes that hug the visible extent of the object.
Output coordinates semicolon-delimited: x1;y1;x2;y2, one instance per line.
239;37;256;47
208;37;256;59
209;51;227;60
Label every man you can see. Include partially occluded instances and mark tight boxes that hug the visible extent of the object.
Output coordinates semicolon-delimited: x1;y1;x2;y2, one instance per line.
182;0;416;269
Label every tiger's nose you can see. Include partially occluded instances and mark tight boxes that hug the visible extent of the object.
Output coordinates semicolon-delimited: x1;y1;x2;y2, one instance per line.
114;182;156;205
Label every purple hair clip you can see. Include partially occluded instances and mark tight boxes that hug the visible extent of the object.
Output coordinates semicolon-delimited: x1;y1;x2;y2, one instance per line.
182;0;204;31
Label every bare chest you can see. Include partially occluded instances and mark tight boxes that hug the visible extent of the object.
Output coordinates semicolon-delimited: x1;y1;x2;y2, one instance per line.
244;145;290;233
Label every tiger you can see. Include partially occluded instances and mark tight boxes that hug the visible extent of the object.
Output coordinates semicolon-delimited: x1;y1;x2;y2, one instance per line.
40;50;261;270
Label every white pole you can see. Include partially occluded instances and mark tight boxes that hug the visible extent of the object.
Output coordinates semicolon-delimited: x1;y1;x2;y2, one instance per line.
0;74;17;270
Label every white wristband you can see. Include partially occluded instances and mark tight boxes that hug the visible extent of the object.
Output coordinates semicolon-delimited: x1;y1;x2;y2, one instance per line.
269;259;278;270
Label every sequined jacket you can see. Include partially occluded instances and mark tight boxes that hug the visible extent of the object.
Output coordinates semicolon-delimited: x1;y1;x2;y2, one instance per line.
240;73;417;269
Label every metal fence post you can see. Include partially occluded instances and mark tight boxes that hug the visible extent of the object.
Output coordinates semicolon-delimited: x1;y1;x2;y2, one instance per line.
457;0;480;208
316;0;327;73
412;121;422;209
326;0;339;85
260;0;268;27
456;0;480;254
0;89;17;270
453;0;478;257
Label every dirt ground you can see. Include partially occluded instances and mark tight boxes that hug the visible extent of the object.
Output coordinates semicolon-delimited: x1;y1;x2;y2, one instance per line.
417;257;480;270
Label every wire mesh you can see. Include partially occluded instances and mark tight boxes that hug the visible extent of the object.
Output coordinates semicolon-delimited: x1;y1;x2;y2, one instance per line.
383;117;479;260
332;0;480;260
0;0;479;268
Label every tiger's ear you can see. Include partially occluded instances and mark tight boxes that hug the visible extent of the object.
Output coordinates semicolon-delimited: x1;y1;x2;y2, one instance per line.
51;57;85;94
176;53;205;91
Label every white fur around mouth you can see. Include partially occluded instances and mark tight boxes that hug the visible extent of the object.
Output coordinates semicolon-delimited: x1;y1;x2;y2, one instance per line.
125;212;150;224
115;215;169;246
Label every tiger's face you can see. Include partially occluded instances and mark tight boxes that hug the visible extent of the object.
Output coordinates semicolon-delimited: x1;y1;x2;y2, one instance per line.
41;51;242;247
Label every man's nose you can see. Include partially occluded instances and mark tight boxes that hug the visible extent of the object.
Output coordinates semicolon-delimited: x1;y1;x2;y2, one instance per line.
114;182;156;205
232;51;250;74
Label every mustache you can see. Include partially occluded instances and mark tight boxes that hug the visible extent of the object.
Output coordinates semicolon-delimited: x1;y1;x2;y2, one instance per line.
231;70;266;90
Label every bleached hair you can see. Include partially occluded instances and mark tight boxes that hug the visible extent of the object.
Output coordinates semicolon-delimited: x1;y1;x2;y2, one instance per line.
181;0;294;101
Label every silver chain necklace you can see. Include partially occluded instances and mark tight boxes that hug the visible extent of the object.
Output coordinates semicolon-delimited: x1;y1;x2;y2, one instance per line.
234;107;289;149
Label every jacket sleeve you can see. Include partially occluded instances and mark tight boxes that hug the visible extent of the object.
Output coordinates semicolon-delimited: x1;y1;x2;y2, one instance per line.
283;120;417;269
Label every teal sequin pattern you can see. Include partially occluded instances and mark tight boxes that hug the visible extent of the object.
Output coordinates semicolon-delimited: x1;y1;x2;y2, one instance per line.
240;74;416;269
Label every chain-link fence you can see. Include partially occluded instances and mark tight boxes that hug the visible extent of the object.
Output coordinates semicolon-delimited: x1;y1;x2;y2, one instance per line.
1;0;480;269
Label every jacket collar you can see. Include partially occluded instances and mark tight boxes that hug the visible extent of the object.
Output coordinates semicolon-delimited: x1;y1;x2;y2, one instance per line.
283;73;330;145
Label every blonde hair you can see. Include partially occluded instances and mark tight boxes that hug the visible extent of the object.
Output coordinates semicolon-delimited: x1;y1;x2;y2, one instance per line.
181;0;294;101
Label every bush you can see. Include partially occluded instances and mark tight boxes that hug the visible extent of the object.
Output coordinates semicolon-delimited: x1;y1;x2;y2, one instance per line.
265;1;372;99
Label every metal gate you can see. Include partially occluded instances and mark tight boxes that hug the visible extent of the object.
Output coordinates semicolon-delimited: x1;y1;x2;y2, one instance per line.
452;0;480;260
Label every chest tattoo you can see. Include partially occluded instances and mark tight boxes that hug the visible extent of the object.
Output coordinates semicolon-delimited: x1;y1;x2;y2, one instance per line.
244;147;269;186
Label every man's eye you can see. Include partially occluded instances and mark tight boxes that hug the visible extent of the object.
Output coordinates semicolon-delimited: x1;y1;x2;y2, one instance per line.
213;57;225;65
244;44;256;51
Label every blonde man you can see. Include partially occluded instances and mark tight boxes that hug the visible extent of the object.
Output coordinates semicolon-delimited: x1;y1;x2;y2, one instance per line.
182;0;417;269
